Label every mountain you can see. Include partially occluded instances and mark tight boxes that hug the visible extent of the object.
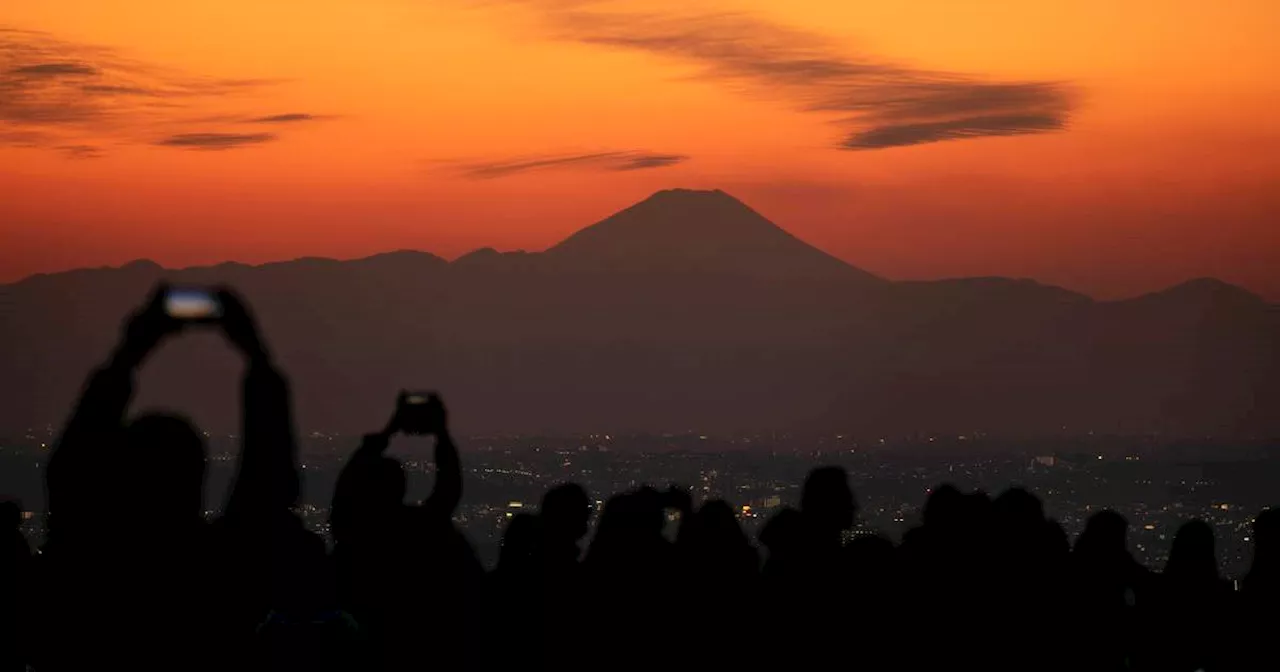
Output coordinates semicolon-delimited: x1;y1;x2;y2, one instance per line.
544;188;878;282
1;189;1276;439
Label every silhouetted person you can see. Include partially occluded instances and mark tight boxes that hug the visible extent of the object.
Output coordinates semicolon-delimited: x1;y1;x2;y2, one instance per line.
674;499;757;669
581;487;677;669
535;483;592;668
676;499;757;583
330;391;483;672
1068;510;1150;671
1219;508;1280;672
488;513;543;669
800;466;856;547
984;488;1072;672
0;500;31;672
540;482;591;576
33;286;308;672
761;466;857;669
898;485;997;670
759;507;805;580
1135;519;1231;672
1243;508;1280;604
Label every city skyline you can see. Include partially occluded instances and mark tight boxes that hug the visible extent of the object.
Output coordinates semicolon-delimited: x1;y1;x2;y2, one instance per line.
3;430;1275;578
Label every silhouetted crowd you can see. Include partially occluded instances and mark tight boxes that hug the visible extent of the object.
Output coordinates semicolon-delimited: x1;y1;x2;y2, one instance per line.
2;286;1278;672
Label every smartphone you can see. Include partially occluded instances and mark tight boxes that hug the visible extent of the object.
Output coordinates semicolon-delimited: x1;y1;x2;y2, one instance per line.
164;287;223;321
400;391;434;434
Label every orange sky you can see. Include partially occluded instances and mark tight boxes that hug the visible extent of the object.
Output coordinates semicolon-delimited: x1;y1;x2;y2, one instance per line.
3;0;1279;298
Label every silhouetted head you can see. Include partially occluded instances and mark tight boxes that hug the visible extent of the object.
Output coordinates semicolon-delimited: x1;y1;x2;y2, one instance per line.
1166;519;1218;582
122;413;206;520
1076;510;1129;559
586;491;657;566
994;487;1045;529
691;500;749;548
541;483;591;542
0;500;20;531
801;466;855;534
922;484;964;530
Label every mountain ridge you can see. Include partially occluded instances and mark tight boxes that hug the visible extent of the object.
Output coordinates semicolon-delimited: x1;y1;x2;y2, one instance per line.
10;254;1262;304
1;188;1275;437
2;188;1264;303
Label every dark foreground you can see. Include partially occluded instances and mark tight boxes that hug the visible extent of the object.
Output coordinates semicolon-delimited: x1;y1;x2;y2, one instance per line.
2;287;1277;672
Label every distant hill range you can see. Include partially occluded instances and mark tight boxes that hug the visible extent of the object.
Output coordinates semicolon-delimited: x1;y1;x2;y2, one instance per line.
2;189;1277;438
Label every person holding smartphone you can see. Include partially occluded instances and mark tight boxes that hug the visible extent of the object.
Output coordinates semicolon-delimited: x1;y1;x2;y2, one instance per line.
34;284;308;672
331;391;483;672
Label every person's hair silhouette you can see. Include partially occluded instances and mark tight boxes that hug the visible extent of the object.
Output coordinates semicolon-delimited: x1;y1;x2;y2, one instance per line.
541;483;591;548
122;414;206;521
800;466;856;539
1166;519;1219;583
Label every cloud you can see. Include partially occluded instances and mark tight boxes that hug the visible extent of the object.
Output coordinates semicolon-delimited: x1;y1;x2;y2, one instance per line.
246;113;315;123
486;3;1073;150
79;84;160;96
0;26;305;155
9;62;99;76
841;113;1066;150
155;132;276;150
0;128;50;146
611;153;686;170
56;144;102;159
452;150;689;178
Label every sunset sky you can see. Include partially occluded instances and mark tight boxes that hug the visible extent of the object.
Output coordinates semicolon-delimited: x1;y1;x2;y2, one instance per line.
3;0;1278;299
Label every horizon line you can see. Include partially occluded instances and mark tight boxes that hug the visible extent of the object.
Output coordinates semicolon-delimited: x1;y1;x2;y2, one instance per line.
3;187;1274;303
7;249;1269;305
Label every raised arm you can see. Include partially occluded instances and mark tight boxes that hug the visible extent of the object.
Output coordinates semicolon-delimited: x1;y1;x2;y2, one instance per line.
218;290;300;522
45;287;179;545
420;394;461;520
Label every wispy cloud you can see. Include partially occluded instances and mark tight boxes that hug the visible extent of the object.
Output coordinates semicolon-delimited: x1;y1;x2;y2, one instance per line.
0;26;313;156
612;153;686;170
79;83;161;96
842;113;1066;150
246;113;316;124
0;128;50;147
10;62;99;76
56;144;102;159
155;132;276;150
486;3;1073;150
450;150;689;178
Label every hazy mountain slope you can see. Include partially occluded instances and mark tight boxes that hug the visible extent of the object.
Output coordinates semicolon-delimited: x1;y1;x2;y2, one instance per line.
1;190;1275;438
